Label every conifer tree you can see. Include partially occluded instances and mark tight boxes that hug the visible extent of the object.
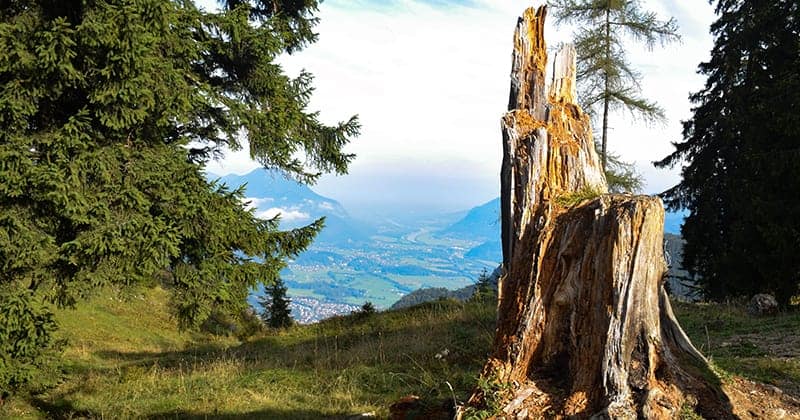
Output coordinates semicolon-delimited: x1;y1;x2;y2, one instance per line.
656;0;799;305
471;267;493;301
598;142;643;193
359;301;376;316
549;0;680;169
259;278;293;329
0;0;357;393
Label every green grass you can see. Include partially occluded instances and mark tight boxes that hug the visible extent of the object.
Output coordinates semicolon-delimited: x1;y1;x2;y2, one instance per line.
554;185;604;207
673;301;800;395
2;288;495;419
2;290;797;419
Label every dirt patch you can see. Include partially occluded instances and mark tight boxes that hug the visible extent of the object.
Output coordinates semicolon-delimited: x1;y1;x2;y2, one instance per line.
724;377;800;419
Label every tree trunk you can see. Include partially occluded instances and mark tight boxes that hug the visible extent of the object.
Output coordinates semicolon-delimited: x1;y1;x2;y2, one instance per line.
466;6;746;419
601;7;610;171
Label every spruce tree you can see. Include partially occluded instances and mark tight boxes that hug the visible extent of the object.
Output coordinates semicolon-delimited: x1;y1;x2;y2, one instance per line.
656;0;799;305
471;267;493;301
0;0;358;393
549;0;680;169
259;278;292;329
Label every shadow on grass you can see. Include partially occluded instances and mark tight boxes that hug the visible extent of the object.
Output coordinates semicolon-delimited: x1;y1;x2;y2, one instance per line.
95;300;493;372
28;396;98;420
145;408;357;419
673;301;800;399
30;300;493;418
29;399;354;420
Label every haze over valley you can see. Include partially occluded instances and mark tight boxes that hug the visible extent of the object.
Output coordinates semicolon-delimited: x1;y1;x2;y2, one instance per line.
220;169;686;323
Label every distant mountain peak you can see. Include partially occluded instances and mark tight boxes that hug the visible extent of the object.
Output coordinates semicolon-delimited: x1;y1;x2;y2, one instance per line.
215;169;367;244
438;197;500;242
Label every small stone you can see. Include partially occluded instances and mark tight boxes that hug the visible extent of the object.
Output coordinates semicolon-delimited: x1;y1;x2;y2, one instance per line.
747;294;779;316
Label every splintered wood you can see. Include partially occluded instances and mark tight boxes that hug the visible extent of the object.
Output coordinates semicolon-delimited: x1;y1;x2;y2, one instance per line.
464;5;793;419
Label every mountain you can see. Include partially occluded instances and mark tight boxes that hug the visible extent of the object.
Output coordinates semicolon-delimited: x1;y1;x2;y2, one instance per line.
215;170;369;245
465;240;502;262
212;173;587;319
664;233;699;301
438;198;500;241
390;265;502;310
664;210;687;235
214;169;484;318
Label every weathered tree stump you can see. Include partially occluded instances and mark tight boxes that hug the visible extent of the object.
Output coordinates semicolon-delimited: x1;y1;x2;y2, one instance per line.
463;6;788;419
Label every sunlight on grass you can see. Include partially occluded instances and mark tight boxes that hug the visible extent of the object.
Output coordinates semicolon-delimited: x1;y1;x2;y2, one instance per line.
3;289;797;419
673;300;800;395
4;289;495;419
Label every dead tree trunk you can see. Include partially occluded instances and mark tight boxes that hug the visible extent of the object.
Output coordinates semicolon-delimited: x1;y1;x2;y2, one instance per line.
467;6;738;419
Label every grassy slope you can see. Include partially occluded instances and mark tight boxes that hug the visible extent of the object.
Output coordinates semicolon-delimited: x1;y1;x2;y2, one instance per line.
673;301;800;396
2;288;495;419
1;289;797;419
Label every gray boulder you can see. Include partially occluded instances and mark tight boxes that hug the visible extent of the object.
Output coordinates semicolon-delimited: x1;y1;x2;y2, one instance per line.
747;293;779;317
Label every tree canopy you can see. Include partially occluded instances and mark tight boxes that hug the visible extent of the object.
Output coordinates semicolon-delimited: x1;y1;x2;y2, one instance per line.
0;0;358;393
656;0;799;305
549;0;679;169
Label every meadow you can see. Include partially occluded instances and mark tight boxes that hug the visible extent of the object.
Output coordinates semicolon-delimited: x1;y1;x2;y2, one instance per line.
1;287;797;419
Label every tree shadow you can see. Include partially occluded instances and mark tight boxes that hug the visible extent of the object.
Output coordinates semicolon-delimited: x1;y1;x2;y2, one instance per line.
95;302;491;373
28;396;99;420
30;302;493;418
144;408;357;419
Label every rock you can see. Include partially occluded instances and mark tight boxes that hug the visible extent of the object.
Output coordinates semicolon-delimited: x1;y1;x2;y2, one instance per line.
747;294;779;316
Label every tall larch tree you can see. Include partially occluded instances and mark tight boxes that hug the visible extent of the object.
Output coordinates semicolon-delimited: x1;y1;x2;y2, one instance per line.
549;0;680;169
0;0;358;394
656;0;800;306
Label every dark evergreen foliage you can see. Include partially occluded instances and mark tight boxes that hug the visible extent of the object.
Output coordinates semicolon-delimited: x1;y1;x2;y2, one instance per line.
549;0;679;168
0;0;358;393
259;278;293;329
359;301;376;316
470;268;493;302
656;0;799;306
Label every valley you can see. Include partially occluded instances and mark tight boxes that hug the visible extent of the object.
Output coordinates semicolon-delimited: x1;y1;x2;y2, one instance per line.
224;170;502;323
224;169;687;323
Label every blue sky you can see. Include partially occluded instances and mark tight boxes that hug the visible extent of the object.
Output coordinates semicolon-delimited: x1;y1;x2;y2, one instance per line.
204;0;717;216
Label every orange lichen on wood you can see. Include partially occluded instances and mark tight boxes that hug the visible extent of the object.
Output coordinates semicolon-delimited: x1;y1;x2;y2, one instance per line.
509;6;548;118
521;6;548;75
503;110;547;137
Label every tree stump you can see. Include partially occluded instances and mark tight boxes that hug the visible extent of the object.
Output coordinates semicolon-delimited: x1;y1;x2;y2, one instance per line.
464;6;775;419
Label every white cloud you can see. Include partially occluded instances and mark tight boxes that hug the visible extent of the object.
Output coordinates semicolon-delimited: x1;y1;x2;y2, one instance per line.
206;143;261;176
210;0;716;204
256;207;311;223
241;197;274;211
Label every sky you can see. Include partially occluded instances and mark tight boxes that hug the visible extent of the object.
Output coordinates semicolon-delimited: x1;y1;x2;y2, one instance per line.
203;0;718;217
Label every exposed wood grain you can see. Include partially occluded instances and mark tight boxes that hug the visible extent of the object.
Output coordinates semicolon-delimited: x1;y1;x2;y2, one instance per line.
467;5;748;419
